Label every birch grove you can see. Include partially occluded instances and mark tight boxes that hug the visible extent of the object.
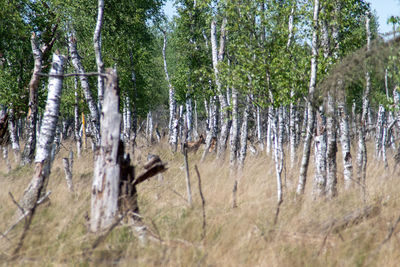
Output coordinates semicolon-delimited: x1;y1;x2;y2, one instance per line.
3;1;400;261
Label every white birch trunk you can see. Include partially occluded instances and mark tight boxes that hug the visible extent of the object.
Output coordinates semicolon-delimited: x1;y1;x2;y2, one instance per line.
313;108;327;198
296;0;320;196
338;101;352;185
273;106;283;208
266;106;274;155
63;158;74;193
73;77;81;158
19;54;65;213
68;36;100;146
326;93;337;198
238;97;250;170
8;108;20;162
357;11;371;184
162;31;177;141
2;146;11;173
230;87;239;174
211;18;230;159
91;68;121;232
201;96;218;161
289;92;297;167
93;0;105;112
186;96;193;141
375;105;385;159
256;106;264;151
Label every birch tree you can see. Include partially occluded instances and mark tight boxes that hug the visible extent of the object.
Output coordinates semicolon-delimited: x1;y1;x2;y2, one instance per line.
21;30;57;165
356;10;371;185
93;0;105;112
297;0;320;196
18;53;65;214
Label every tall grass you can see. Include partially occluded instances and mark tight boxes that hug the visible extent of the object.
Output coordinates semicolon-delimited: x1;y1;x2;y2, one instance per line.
0;139;399;266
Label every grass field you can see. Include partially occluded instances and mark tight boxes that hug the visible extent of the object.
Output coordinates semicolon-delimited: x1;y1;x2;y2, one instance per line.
0;138;399;266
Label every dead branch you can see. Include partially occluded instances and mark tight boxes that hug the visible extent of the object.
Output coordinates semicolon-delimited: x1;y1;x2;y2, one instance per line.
320;205;380;233
144;154;161;169
133;163;167;186
1;191;51;241
8;192;26;220
34;72;108;78
194;165;206;240
381;214;400;245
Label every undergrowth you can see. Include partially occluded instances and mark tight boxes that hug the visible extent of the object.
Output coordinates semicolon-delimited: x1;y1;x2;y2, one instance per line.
0;139;399;266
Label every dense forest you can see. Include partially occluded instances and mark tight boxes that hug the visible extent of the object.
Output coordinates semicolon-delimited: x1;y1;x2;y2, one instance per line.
1;0;400;265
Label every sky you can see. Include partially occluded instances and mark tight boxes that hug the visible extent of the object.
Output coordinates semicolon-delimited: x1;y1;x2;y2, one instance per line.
163;0;400;34
369;0;400;34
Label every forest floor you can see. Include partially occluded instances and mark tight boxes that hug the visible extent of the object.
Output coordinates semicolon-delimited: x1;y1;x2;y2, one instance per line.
0;137;400;266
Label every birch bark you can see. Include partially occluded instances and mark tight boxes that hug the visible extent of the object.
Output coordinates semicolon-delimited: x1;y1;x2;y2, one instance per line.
211;18;230;159
238;97;250;170
68;36;100;146
21;34;43;165
93;0;105;112
162;30;177;142
8;108;20;162
230;87;239;174
356;11;371;184
296;0;320;195
18;54;65;214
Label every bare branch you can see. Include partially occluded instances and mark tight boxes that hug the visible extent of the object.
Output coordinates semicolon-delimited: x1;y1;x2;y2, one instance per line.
34;72;108;78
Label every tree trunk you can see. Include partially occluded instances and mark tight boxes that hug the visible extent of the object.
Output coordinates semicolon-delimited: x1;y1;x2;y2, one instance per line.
296;0;320;196
91;68;122;232
256;106;264;151
74;77;82;157
313;108;327;198
186;96;193;141
129;50;138;155
201;96;218;161
229;87;239;174
326;93;337;198
93;0;105;112
238;97;250;170
63;158;74;193
289;92;297;167
21;34;43;166
211;18;230;160
68;36;100;146
162;30;177;142
356;11;371;185
273;106;284;221
375;104;385;159
266;106;274;155
18;54;65;214
8;108;20;162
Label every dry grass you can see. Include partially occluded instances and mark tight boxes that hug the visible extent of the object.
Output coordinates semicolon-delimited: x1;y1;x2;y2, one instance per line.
0;139;400;266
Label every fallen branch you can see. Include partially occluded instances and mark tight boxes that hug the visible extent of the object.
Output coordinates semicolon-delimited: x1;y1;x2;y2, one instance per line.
1;191;51;240
320;205;380;233
381;214;400;245
133;162;167;186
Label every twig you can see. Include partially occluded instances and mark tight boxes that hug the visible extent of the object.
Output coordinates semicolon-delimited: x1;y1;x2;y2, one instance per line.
1;192;51;240
195;165;206;240
8;192;26;221
381;214;400;245
167;187;189;203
